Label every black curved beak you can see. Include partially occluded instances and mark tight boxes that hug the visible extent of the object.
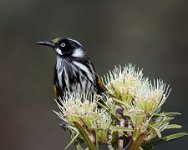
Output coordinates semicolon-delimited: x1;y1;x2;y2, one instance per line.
36;41;55;48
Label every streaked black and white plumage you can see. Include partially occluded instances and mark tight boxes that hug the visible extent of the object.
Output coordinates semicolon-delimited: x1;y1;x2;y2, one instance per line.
36;37;105;100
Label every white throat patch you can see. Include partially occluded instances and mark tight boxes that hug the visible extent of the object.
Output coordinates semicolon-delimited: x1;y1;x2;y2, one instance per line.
55;48;63;55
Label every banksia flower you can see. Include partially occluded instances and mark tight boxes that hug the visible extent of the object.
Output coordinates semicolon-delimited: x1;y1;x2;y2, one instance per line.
53;64;187;150
53;93;111;147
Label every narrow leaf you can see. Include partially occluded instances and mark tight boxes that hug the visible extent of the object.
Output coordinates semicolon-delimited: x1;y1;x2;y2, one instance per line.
142;144;154;150
65;132;79;149
96;101;107;109
97;101;119;121
95;127;99;150
110;125;133;134
163;132;187;141
166;124;182;129
75;143;84;150
110;131;118;144
149;124;161;138
154;112;181;117
73;121;96;150
113;98;127;106
162;112;181;116
145;132;187;147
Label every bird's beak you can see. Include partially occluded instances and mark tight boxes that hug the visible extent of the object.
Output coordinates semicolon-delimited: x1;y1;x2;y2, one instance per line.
36;41;55;48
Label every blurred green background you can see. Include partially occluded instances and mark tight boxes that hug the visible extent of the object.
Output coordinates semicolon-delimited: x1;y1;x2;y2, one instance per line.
0;0;188;149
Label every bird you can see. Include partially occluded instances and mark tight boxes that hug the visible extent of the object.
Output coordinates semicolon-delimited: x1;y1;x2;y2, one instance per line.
36;37;105;102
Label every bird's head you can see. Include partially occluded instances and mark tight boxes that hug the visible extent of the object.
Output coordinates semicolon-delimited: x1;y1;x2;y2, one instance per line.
36;37;86;58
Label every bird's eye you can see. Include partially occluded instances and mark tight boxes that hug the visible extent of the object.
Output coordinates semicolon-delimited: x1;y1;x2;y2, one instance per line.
61;43;65;47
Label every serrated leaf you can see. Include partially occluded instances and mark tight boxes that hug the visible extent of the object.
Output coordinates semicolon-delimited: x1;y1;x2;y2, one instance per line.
145;132;187;147
166;124;182;129
73;121;96;150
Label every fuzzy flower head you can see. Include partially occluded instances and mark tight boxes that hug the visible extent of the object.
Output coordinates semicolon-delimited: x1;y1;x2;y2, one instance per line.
104;64;171;115
54;92;111;135
104;64;174;143
134;79;171;115
104;64;148;104
53;64;186;150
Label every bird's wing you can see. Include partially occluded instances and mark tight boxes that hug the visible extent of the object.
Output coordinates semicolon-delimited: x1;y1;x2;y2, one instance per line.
53;64;62;98
96;74;107;94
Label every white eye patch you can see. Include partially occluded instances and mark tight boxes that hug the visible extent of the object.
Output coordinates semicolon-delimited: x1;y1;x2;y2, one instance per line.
55;48;63;55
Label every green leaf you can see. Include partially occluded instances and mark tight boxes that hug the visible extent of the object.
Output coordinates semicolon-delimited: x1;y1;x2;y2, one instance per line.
166;124;182;129
145;132;187;147
163;132;188;141
96;101;119;121
163;112;181;116
65;132;80;149
142;144;154;150
110;125;133;135
75;143;84;150
95;127;99;150
140;147;144;150
154;112;181;117
113;97;127;106
110;131;118;144
107;86;122;100
96;101;107;109
159;117;175;124
149;124;162;138
73;121;96;150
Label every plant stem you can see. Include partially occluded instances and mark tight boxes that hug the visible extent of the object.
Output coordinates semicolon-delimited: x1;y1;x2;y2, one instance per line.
130;133;145;150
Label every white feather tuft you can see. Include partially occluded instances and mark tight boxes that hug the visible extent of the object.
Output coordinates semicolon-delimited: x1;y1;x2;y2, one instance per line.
72;48;84;58
56;48;63;55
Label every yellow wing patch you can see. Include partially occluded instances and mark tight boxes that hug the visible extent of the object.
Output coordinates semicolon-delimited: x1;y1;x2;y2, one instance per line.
96;75;106;94
53;84;58;97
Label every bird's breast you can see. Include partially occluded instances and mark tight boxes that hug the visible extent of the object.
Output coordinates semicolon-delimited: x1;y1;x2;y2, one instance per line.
55;56;96;93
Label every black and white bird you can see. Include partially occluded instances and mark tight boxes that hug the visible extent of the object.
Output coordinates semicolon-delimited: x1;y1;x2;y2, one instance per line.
36;37;105;101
